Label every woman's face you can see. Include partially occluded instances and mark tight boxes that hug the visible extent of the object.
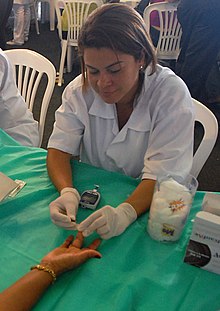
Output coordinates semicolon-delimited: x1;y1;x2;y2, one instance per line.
84;48;143;105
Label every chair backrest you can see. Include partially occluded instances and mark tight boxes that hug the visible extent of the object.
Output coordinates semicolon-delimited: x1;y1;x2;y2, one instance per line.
143;2;182;60
55;0;102;86
56;0;102;45
191;98;218;178
4;49;56;147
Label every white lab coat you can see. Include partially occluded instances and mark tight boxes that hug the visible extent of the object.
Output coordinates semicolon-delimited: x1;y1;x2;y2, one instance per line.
0;49;39;147
48;65;194;180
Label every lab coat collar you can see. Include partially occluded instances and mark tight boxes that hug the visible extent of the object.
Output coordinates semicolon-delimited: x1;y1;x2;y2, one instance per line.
88;93;119;135
88;92;115;119
88;88;151;142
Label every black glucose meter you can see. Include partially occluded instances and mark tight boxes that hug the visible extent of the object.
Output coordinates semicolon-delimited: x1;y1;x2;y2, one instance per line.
79;185;100;210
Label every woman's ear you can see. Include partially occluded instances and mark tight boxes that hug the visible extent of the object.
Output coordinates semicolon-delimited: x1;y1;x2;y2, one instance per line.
139;50;146;69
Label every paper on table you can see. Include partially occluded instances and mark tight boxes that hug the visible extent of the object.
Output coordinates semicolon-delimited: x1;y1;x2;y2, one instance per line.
0;172;18;202
202;193;220;216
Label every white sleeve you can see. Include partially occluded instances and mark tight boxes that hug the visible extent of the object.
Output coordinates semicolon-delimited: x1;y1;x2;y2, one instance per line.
142;75;195;180
47;78;86;155
0;53;39;147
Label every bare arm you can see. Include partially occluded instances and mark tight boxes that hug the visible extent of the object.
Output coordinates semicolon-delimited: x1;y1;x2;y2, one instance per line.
0;269;55;311
47;148;74;192
0;234;101;311
125;179;156;216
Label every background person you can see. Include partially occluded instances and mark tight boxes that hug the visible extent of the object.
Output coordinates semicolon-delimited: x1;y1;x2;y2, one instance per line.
0;48;39;146
7;0;31;46
47;4;194;240
0;233;101;311
176;0;220;104
0;0;13;49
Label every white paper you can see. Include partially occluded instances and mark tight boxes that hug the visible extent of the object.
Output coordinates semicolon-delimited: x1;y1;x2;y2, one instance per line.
0;172;18;202
202;193;220;216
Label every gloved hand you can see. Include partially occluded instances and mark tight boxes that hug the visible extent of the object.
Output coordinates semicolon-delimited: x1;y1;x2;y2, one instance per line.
49;187;80;230
78;203;137;239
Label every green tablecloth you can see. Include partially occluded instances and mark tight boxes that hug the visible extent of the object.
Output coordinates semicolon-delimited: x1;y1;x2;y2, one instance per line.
0;129;219;311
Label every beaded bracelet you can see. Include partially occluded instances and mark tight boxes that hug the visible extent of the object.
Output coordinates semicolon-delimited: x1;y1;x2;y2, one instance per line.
31;264;56;284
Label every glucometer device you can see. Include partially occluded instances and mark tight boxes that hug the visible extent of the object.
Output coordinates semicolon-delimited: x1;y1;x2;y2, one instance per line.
79;185;100;210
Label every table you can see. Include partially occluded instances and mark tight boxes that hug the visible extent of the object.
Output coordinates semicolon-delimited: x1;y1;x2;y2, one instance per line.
0;129;220;311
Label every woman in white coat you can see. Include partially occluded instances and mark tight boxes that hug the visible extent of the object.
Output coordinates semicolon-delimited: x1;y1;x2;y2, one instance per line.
7;0;31;45
47;4;195;240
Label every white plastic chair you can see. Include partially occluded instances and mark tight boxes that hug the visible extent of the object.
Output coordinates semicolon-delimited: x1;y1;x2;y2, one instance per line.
191;98;218;178
55;0;102;86
143;2;182;61
4;49;56;147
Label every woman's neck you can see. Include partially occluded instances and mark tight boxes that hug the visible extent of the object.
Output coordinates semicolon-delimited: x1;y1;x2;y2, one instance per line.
116;79;139;130
116;100;134;131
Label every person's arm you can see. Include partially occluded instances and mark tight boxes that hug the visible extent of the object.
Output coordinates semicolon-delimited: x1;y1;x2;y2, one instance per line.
0;233;101;311
47;148;82;228
47;148;74;192
78;179;156;239
47;148;79;227
125;179;156;216
0;269;56;311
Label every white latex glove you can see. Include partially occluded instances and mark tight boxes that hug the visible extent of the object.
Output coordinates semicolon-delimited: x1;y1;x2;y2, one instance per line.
78;203;137;240
49;187;80;230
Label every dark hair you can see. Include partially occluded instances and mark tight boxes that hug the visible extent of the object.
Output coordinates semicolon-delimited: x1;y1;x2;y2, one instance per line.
78;3;157;88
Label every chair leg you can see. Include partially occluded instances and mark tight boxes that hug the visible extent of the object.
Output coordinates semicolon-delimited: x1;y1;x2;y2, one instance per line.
35;16;40;35
58;40;68;86
49;0;55;31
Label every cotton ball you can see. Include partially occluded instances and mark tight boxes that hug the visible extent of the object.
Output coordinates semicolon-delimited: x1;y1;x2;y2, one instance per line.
149;198;173;222
150;197;170;211
167;198;191;216
160;178;188;193
154;207;173;221
181;191;193;205
167;213;185;227
148;177;193;242
147;219;164;241
148;219;182;242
